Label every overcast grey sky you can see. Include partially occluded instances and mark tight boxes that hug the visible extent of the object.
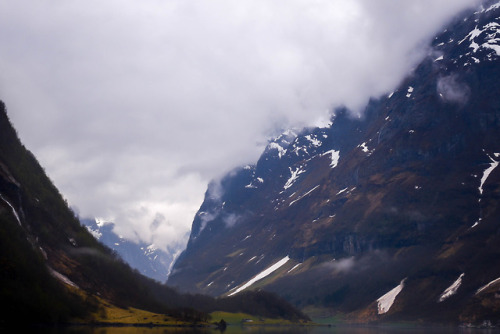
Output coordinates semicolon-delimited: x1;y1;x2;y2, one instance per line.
0;0;479;254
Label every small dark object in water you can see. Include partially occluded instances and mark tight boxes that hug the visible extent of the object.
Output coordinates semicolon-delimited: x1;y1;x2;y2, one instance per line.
216;319;227;331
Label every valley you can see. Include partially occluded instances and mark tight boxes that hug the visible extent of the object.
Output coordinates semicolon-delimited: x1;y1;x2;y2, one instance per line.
1;0;500;329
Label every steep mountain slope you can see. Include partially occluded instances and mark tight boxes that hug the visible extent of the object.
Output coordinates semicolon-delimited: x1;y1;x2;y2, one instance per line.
82;218;174;282
169;0;500;324
0;102;308;325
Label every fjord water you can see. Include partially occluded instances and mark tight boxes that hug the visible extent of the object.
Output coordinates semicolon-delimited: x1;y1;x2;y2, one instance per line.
33;326;500;334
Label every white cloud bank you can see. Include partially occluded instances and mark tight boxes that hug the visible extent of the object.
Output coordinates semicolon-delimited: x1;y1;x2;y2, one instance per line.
0;0;479;252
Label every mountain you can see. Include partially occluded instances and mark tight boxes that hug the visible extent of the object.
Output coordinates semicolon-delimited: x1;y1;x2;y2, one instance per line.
0;102;308;325
169;0;500;325
81;218;175;283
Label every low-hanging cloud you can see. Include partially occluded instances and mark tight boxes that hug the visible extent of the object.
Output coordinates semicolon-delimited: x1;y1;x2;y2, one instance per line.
323;250;391;274
0;0;479;253
327;257;357;273
437;73;472;105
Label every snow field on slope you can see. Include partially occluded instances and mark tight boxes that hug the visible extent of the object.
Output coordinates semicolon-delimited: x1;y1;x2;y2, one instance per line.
476;276;500;295
0;193;22;226
439;273;464;302
479;153;500;195
377;279;406;315
322;150;340;168
228;256;290;296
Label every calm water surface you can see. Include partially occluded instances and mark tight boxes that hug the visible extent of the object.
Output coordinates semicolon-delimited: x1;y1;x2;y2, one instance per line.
24;325;500;334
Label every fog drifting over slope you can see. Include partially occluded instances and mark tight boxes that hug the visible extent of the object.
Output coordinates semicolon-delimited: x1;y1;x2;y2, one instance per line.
0;0;479;252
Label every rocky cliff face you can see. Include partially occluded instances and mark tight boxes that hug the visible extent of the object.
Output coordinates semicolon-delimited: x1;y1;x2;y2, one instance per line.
169;0;500;323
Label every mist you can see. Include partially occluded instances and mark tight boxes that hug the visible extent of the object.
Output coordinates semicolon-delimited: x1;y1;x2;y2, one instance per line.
437;73;472;105
0;0;480;253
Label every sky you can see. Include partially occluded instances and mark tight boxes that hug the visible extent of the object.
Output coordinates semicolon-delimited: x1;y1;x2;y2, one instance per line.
0;0;480;255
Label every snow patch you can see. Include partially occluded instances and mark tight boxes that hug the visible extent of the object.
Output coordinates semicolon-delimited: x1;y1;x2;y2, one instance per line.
304;135;322;148
479;153;500;195
406;86;414;98
459;27;482;44
486;2;500;12
359;142;369;153
287;263;302;274
476;277;500;295
228;256;290;296
439;273;464;302
458;19;500;60
268;142;287;158
289;185;320;206
49;268;79;289
322;150;340;168
336;187;348;195
0;194;22;226
284;167;306;190
483;42;500;56
377;279;406;315
166;249;183;278
246;177;264;189
470;41;480;52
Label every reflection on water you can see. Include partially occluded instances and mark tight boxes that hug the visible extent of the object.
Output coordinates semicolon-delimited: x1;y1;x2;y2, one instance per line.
20;325;500;334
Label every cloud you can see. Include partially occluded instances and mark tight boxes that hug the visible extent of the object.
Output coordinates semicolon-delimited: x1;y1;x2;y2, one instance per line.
0;0;479;254
327;257;357;273
223;213;240;228
323;250;390;274
197;211;219;237
437;73;471;105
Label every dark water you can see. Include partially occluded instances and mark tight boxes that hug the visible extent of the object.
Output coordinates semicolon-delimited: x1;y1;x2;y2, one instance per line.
20;325;500;334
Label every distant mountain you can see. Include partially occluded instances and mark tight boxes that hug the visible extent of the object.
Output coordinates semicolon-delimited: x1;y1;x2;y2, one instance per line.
169;0;500;325
81;218;176;282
